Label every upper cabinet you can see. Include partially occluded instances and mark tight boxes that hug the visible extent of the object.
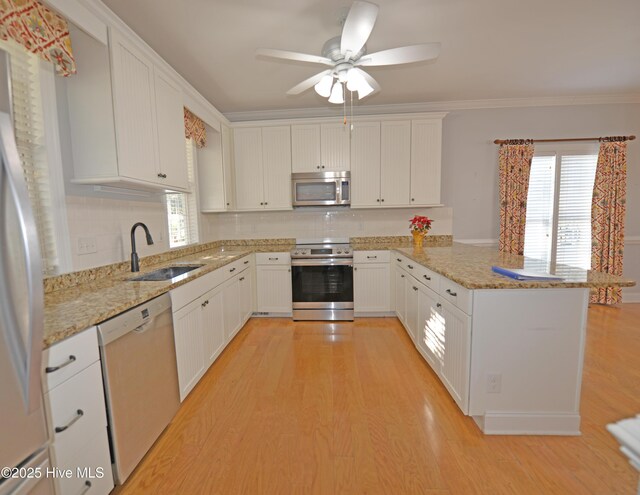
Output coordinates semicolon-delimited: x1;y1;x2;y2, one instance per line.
291;123;350;172
351;115;444;208
198;123;235;212
234;126;292;210
67;27;189;192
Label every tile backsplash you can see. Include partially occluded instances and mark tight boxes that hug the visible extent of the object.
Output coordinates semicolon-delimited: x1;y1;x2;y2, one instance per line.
205;206;452;241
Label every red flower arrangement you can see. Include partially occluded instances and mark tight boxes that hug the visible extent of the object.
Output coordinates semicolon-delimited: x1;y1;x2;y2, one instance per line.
409;215;433;234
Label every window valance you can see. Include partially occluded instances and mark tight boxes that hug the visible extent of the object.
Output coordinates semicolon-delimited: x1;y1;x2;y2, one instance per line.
0;0;76;76
184;107;206;148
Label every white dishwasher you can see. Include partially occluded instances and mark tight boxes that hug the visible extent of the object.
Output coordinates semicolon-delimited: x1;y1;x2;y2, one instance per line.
97;293;180;484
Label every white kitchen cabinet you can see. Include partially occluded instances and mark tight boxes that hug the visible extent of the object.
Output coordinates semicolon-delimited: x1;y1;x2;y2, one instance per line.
42;328;114;495
291;123;350;172
234;126;292;210
70;28;189;191
222;274;242;341
255;253;292;315
198;126;226;211
350;122;381;207
439;299;471;414
415;283;442;372
405;278;420;343
201;286;225;367
238;268;254;323
410;118;443;206
354;251;391;314
173;297;206;399
394;265;407;324
381;120;411;206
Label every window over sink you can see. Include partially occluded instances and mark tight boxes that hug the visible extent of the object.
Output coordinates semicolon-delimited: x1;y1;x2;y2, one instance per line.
165;137;199;248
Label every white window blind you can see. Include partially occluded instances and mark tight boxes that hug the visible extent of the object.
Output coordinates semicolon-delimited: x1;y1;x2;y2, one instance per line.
1;39;59;275
524;148;598;270
165;138;199;248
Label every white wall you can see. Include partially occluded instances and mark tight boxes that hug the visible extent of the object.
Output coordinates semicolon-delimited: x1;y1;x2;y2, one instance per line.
440;102;640;301
205;207;452;241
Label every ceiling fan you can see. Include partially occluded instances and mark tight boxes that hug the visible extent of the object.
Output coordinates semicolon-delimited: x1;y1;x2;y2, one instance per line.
256;0;441;104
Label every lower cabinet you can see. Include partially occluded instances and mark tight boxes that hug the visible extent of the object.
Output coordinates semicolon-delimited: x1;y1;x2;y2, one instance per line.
354;251;391;314
42;327;114;495
171;256;254;401
255;253;292;315
394;253;472;414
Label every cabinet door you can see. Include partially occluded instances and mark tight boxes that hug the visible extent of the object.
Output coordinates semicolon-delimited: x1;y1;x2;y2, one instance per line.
405;279;420;343
354;263;390;313
256;265;292;313
416;285;442;372
222;124;235;209
394;267;407;323
238;270;253;323
234;127;264;209
380;120;411;206
350;122;381;207
411;119;442;205
222;276;242;342
154;69;189;190
109;29;158;183
172;298;205;401
440;299;471;414
262;126;292;210
320;123;350;171
202;286;225;367
291;124;321;172
197;128;226;211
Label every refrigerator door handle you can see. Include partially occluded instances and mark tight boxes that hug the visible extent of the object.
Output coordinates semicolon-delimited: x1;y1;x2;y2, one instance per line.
0;112;45;414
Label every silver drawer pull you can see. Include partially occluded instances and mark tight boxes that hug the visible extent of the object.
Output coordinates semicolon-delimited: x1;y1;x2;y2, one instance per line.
366;256;377;259
229;267;236;272
268;257;279;261
412;286;418;291
45;355;76;373
79;481;92;495
407;265;414;269
423;275;431;281
436;303;442;308
55;409;83;433
446;289;457;297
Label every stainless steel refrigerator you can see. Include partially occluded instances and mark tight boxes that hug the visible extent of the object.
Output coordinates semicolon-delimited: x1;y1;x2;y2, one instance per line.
0;48;53;495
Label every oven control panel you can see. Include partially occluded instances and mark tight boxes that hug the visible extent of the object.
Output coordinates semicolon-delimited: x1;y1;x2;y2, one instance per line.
291;245;352;258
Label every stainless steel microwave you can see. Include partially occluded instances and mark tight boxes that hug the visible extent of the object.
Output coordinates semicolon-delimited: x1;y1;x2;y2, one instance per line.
291;171;350;207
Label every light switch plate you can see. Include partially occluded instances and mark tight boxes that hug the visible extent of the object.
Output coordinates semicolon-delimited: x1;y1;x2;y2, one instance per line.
78;236;97;255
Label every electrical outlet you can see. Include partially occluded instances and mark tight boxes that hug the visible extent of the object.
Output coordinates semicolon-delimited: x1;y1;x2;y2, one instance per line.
77;236;97;255
487;373;502;393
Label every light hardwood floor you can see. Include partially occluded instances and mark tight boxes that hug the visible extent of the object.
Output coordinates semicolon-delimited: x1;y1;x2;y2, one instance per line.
115;305;640;494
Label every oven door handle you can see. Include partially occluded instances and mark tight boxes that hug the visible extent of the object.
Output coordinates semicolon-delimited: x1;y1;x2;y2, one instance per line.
291;258;353;267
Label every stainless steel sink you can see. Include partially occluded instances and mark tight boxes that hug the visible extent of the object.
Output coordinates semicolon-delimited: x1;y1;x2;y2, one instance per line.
128;264;204;282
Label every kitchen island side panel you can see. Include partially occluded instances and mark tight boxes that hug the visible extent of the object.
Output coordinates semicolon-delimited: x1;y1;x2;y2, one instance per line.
469;288;589;434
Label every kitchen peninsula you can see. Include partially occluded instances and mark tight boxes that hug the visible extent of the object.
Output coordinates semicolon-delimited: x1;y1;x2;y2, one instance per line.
43;237;634;436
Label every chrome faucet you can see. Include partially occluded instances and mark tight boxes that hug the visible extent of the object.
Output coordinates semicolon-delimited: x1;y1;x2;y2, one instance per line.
130;222;154;272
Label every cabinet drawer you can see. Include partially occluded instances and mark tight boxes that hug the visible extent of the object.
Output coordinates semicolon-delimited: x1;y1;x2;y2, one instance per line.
354;250;390;264
413;264;440;293
45;361;108;466
53;429;114;495
43;328;99;392
440;278;472;315
255;252;291;265
171;267;226;311
393;253;408;267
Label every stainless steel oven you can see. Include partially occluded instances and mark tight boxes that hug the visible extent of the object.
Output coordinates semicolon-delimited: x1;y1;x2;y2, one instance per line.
291;171;350;207
291;241;354;321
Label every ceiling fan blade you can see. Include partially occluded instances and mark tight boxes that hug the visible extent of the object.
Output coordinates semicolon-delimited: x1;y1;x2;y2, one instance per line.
256;48;334;66
340;1;379;58
356;68;380;93
287;70;333;95
356;43;441;66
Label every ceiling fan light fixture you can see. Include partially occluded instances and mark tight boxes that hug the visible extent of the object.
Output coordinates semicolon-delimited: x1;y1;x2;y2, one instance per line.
314;74;334;97
328;81;344;104
357;81;374;99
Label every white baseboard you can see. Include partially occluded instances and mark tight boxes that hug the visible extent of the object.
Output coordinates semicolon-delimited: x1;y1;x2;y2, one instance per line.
354;312;396;317
473;412;581;435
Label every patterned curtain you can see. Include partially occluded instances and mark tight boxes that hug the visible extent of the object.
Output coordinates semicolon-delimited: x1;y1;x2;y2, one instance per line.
184;107;206;148
498;141;535;254
591;140;627;304
0;0;76;76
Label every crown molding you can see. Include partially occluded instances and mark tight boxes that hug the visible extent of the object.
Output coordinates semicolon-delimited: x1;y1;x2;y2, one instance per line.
224;94;640;122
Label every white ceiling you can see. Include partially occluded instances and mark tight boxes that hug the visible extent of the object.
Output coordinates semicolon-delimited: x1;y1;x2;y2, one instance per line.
101;0;640;116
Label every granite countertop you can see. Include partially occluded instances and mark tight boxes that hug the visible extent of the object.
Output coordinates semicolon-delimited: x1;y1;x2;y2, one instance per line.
44;236;635;349
43;241;294;348
352;241;636;290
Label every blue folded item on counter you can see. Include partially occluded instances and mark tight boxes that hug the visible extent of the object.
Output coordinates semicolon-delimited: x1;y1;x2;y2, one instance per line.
491;266;564;281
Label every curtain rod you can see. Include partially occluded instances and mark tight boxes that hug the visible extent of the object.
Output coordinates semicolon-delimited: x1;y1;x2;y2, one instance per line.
494;135;636;145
